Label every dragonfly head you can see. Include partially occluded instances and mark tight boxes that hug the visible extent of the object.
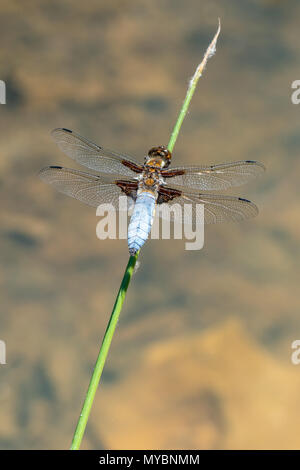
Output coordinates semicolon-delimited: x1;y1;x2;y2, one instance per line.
145;146;172;169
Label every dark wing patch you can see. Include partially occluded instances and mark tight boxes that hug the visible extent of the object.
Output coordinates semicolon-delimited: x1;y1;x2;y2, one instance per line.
157;186;182;204
121;159;144;174
160;169;186;178
115;180;138;199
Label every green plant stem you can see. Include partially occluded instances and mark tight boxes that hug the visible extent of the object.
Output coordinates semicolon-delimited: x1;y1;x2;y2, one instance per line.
70;253;138;450
70;20;220;450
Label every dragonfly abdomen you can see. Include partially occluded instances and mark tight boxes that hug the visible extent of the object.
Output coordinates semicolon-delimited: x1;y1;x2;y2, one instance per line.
128;191;156;255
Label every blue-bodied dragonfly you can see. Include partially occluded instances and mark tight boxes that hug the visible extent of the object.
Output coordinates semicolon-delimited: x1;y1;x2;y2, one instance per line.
39;128;265;255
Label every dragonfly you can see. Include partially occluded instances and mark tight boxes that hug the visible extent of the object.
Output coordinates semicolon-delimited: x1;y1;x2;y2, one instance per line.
39;128;265;255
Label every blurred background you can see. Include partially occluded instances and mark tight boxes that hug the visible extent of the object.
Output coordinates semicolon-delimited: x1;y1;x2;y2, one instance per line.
0;0;300;450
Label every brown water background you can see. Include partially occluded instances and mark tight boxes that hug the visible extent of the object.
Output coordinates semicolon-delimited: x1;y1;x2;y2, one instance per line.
0;0;300;449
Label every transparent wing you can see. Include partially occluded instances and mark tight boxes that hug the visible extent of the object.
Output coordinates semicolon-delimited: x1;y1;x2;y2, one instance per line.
51;128;143;177
161;160;265;191
39;166;137;209
157;190;259;225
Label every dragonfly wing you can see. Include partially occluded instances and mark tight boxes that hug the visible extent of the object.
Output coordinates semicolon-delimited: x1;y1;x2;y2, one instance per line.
157;187;258;225
39;166;138;209
51;128;143;177
161;160;265;191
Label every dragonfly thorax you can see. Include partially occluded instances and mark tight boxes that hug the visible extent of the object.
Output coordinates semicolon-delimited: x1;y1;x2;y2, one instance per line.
139;166;162;192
